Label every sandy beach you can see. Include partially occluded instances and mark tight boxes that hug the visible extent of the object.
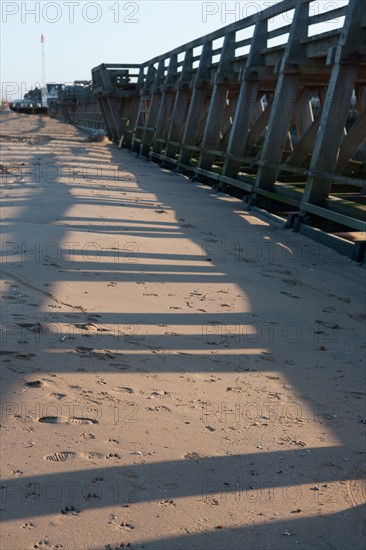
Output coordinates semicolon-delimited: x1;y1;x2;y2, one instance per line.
0;111;365;550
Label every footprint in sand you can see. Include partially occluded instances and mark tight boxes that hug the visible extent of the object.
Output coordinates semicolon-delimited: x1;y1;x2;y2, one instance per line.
69;416;100;425
119;522;134;530
37;416;99;425
106;453;121;460
348;313;366;322
183;451;207;461
21;522;35;530
81;451;104;460
25;380;44;388
33;541;63;549
37;416;67;424
47;392;67;400
60;505;79;516
81;432;96;440
146;406;171;412
115;387;134;394
44;452;77;462
17;353;36;360
159;499;176;506
280;291;301;299
282;278;301;286
84;490;101;501
105;544;132;550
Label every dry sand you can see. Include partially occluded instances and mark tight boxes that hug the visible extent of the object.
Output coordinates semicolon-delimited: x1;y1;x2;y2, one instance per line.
0;111;365;550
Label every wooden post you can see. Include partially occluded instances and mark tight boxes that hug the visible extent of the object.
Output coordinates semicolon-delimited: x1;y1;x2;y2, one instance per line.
336;85;366;173
302;0;363;206
122;97;141;149
179;41;213;166
222;18;268;179
152;55;178;156
141;60;165;157
165;49;194;161
198;32;236;171
254;1;310;191
105;96;124;141
131;65;153;153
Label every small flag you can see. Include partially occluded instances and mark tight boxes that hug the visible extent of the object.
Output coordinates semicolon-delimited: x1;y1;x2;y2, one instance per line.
41;34;45;43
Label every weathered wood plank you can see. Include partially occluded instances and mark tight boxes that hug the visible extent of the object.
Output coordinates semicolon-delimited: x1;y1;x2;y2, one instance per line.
254;1;310;191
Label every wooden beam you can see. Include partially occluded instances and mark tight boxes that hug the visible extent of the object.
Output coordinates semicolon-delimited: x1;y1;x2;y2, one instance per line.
254;1;310;191
222;18;268;179
302;0;364;206
199;32;236;171
179;42;213;165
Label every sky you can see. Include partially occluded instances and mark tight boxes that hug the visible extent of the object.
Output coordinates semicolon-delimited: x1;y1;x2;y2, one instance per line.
1;1;348;99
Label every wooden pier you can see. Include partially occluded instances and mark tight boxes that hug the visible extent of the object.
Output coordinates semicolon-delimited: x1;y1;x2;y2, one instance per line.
50;0;366;259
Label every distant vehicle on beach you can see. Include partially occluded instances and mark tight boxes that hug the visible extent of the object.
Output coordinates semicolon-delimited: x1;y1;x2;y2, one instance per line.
9;99;48;115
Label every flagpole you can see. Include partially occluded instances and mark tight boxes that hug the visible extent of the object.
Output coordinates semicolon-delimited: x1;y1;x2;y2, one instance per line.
41;34;47;107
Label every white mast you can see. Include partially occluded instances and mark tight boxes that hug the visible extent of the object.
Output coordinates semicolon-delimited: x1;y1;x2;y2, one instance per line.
41;34;47;106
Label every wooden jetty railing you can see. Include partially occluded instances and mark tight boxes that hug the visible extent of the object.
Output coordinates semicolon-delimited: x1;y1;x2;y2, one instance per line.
52;0;366;259
48;81;104;130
